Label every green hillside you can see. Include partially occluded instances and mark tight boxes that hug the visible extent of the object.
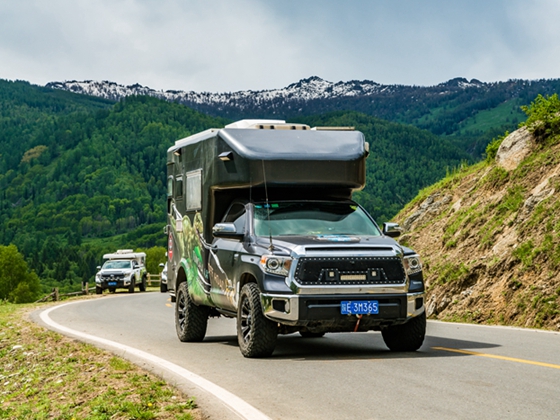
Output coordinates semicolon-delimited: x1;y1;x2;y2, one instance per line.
1;81;228;295
0;80;474;298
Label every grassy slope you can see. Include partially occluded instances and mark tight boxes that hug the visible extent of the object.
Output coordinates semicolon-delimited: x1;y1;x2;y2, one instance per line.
456;100;525;135
0;299;205;420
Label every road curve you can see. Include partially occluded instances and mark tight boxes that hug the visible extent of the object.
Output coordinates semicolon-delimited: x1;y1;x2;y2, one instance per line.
34;292;560;420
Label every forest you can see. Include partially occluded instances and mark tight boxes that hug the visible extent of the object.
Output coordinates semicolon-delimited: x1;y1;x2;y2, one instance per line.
0;78;539;301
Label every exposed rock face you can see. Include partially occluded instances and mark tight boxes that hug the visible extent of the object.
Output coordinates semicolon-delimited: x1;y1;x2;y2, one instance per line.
495;127;535;171
395;125;560;330
403;193;452;231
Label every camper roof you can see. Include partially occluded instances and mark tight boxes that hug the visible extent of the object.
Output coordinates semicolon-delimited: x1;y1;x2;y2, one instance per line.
170;120;366;161
103;251;146;261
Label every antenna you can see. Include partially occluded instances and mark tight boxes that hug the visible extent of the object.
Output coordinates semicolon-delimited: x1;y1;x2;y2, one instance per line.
262;160;274;252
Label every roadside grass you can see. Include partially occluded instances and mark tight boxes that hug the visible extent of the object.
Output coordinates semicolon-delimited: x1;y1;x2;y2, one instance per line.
0;299;204;420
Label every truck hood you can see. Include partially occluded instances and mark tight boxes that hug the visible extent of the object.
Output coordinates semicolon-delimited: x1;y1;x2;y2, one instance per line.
98;269;133;275
255;235;404;254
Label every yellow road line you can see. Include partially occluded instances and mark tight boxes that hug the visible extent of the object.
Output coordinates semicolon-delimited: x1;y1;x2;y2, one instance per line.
432;346;560;370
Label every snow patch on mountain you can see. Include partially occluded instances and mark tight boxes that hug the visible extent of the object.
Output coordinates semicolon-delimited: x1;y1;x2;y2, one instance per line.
46;76;485;110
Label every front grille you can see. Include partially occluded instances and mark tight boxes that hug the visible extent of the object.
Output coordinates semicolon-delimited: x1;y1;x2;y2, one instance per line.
295;256;406;286
101;274;125;280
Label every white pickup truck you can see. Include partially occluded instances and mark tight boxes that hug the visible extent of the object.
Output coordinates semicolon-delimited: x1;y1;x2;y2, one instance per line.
95;249;147;294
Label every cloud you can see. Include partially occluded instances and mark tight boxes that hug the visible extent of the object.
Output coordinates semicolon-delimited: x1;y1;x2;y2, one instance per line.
0;0;315;91
0;0;559;92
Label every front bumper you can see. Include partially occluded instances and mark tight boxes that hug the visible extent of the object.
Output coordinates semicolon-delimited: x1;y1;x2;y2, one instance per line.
261;291;425;330
96;279;132;289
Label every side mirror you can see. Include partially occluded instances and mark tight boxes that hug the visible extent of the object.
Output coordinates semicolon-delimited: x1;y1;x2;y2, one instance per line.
212;223;244;240
383;222;403;238
96;266;101;270
159;263;165;268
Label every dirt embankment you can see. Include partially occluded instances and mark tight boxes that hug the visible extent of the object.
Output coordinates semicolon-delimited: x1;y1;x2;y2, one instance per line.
395;126;560;330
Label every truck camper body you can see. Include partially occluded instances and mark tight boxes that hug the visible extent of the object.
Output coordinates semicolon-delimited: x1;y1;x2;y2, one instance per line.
165;120;426;357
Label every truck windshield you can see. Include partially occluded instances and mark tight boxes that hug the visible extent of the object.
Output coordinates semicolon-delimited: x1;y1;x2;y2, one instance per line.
253;202;381;237
103;261;132;269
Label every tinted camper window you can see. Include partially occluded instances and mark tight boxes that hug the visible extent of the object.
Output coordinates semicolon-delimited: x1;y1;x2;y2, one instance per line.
186;169;202;211
167;176;173;196
175;175;183;198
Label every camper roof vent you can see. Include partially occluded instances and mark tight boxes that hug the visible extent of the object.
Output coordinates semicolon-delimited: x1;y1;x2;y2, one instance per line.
225;119;310;130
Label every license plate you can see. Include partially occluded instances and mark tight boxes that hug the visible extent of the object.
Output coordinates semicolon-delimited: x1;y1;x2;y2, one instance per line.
341;300;379;315
108;281;117;286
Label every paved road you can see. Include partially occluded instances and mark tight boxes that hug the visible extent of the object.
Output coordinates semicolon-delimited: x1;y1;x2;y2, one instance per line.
35;292;560;420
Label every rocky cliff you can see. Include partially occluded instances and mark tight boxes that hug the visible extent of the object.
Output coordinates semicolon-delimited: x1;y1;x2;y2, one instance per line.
395;121;560;330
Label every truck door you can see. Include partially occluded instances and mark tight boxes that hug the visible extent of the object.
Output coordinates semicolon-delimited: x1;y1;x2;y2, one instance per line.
209;202;247;310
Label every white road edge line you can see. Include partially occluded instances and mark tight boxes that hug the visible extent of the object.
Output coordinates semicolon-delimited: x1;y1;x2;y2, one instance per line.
428;320;560;335
39;301;272;420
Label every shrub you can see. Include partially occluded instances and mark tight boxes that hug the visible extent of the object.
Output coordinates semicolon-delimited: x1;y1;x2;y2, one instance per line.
0;244;41;303
520;94;560;140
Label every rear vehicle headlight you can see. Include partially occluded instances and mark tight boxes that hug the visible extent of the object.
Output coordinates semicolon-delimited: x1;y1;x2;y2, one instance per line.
260;255;292;277
403;254;422;275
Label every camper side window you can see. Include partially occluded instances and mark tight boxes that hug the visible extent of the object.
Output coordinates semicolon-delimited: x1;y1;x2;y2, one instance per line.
167;176;173;196
175;176;183;198
186;169;202;211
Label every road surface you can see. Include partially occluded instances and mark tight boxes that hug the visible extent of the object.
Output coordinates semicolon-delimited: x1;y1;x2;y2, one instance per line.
35;292;560;420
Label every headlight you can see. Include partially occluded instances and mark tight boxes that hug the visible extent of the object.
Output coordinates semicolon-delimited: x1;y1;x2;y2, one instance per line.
260;255;292;277
403;254;422;275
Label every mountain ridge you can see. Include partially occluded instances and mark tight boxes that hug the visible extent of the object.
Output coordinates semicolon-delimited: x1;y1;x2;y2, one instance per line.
45;76;488;107
46;76;560;152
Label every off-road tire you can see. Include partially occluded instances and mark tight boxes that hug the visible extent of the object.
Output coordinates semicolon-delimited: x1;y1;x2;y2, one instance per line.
160;281;168;293
237;283;278;358
175;281;209;342
299;331;325;338
139;276;147;292
95;286;103;295
381;311;426;352
128;279;135;293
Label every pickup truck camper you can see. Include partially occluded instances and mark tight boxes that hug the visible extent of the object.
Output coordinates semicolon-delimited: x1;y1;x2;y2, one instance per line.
95;249;147;294
165;119;426;357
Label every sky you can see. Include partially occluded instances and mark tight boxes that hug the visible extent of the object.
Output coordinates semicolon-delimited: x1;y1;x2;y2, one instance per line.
1;0;559;93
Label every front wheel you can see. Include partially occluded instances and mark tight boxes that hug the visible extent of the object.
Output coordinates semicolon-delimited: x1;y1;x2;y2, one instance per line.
381;311;426;352
95;286;103;295
175;282;209;342
237;283;278;358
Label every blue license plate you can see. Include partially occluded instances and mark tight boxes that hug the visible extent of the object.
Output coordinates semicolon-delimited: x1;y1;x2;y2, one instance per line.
341;300;379;315
108;281;117;286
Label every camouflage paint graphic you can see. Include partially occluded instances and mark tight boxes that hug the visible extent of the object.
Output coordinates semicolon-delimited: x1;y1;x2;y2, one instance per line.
171;212;213;306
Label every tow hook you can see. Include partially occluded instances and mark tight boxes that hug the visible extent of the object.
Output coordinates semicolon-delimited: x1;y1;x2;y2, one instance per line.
354;314;363;332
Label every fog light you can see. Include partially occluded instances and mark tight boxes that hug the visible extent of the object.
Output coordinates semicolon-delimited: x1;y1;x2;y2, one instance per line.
272;299;290;313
